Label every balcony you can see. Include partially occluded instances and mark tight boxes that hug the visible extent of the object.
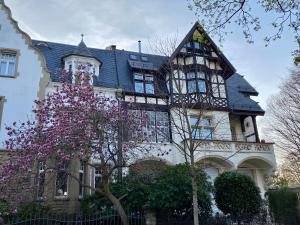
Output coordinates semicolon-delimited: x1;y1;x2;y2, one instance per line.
192;140;274;153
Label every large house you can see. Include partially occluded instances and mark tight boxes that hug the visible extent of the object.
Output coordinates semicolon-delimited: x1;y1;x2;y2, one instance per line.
0;0;276;214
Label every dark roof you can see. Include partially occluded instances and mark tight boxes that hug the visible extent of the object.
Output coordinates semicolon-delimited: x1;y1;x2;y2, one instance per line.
65;40;94;58
32;40;167;92
226;73;264;115
33;40;264;115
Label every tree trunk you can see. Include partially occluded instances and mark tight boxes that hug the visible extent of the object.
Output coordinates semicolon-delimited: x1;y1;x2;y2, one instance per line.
103;178;129;225
191;165;199;225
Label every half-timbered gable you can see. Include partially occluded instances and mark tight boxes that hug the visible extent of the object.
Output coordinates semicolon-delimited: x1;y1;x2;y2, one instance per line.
168;22;235;109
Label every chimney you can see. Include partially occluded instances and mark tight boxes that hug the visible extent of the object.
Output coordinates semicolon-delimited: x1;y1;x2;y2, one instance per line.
138;40;141;53
105;45;116;50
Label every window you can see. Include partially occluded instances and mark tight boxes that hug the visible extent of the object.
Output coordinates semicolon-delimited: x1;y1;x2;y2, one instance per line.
130;54;138;60
156;112;170;142
190;116;213;140
94;168;102;189
55;162;69;197
194;41;200;49
68;64;72;72
187;71;206;93
211;74;226;98
186;42;192;48
130;110;170;143
143;111;156;142
188;80;197;93
79;162;84;198
134;73;155;94
141;56;148;61
0;51;17;77
37;162;46;199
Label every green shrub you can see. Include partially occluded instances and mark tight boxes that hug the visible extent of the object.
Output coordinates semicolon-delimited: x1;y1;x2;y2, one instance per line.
214;171;262;223
0;200;10;216
149;164;212;217
82;176;150;215
266;187;300;225
82;164;212;217
17;202;50;219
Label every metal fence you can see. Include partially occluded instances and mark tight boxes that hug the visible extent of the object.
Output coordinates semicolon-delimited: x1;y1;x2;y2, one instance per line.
4;211;145;225
156;215;273;225
3;211;275;225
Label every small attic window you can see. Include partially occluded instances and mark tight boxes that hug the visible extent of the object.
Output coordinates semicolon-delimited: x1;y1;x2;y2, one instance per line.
141;56;148;61
130;54;137;60
36;42;49;48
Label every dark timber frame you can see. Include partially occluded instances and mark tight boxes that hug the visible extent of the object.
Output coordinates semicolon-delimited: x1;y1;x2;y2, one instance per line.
167;23;234;110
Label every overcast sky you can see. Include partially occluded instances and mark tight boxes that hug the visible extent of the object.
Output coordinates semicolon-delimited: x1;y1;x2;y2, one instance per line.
4;0;297;137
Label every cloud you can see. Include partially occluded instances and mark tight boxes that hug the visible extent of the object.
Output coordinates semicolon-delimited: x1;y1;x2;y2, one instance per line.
5;0;195;50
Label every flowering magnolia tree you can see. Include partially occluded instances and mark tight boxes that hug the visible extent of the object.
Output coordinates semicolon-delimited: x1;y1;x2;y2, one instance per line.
0;65;151;225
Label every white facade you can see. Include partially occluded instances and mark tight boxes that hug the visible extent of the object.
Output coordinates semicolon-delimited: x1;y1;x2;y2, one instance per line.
0;2;48;148
133;104;276;196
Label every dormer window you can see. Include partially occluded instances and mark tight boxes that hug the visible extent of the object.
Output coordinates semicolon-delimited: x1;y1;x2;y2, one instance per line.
141;56;148;62
74;63;95;85
62;37;101;84
134;72;154;94
130;54;138;60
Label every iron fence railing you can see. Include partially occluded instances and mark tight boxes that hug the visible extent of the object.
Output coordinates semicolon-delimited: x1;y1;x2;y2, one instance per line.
156;215;273;225
4;211;145;225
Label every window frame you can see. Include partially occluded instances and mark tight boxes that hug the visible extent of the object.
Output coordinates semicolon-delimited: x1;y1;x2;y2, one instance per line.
190;116;213;140
211;74;226;98
0;49;19;78
94;168;102;190
55;162;69;198
79;162;85;198
134;72;155;94
129;109;170;143
186;70;207;94
37;161;46;199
